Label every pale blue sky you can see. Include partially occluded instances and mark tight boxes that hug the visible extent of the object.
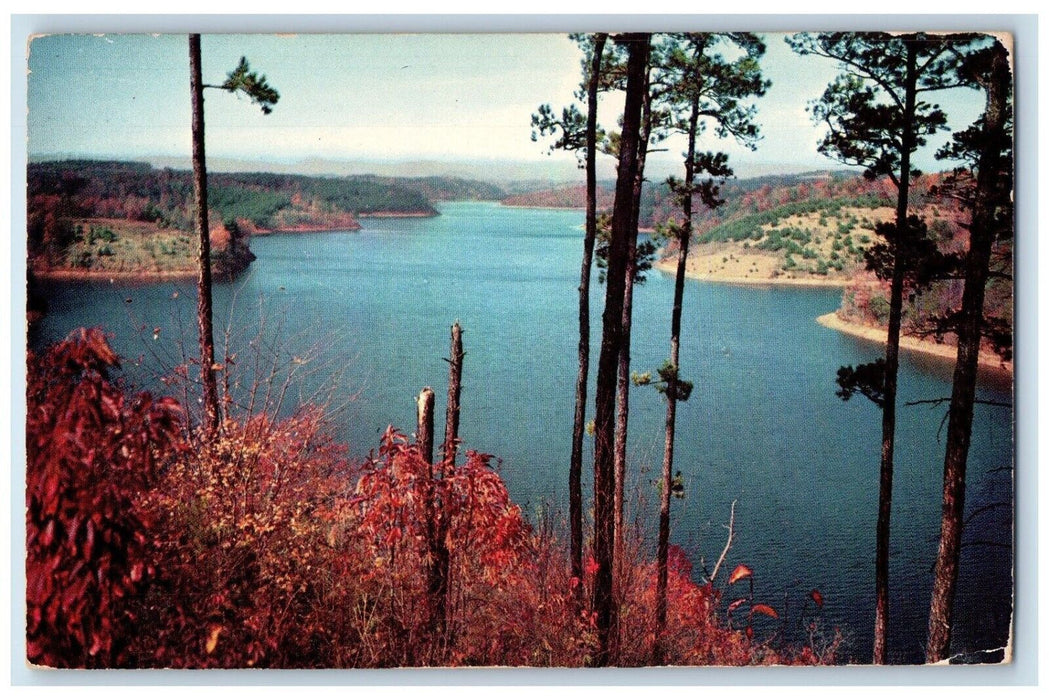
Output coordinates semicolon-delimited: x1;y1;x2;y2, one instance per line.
27;32;987;179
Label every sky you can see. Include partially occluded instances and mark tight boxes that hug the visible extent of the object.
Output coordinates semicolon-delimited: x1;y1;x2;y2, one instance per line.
26;32;988;181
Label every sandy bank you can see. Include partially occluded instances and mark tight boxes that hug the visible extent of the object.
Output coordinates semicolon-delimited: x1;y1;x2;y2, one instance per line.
817;312;1012;374
653;257;850;288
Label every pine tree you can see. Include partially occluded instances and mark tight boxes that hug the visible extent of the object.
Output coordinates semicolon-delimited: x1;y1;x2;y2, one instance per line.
926;38;1013;663
651;32;767;662
189;36;279;436
789;31;977;664
590;32;650;667
531;33;609;599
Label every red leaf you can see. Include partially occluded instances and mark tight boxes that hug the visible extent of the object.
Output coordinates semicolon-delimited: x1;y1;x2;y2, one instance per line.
728;563;753;585
751;603;779;619
584;556;599;576
727;597;748;615
810;588;824;609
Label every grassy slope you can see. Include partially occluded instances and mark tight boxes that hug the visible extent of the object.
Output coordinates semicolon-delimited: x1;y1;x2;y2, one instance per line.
37;219;197;277
31;218;255;280
674;204;898;284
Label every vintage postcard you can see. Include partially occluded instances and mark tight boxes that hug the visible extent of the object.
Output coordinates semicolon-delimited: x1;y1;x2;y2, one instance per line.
22;28;1015;671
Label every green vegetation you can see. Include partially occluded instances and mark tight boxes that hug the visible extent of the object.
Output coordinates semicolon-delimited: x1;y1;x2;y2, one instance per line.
294;174;437;215
698;196;891;245
208;184;292;226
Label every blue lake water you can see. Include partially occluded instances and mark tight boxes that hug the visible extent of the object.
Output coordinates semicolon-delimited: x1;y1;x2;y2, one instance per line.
31;201;1013;665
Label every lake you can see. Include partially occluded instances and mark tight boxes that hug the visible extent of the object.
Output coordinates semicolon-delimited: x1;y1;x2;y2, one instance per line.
31;201;1013;665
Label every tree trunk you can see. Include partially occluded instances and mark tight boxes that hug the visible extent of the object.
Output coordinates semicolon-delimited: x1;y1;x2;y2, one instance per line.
417;385;445;642
443;321;464;466
613;60;653;573
189;34;221;437
431;322;464;651
872;42;917;666
655;90;701;665
417;387;435;465
590;32;649;668
570;32;608;603
926;43;1010;664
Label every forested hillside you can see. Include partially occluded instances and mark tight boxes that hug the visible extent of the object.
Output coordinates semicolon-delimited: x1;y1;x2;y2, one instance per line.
26;160;501;279
379;175;506;202
27;160;451;230
501;184;614;209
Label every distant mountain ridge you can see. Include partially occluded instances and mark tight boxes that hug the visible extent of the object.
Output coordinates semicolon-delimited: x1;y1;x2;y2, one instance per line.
498;170;860;227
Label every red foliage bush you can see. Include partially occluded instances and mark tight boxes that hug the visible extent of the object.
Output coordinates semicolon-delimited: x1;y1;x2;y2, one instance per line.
26;328;185;667
133;407;353;668
341;429;579;666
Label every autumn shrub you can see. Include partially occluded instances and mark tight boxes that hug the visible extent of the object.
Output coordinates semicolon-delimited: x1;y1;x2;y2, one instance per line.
26;328;185;667
132;407;354;668
610;542;840;667
609;539;747;666
131;420;592;668
343;429;593;667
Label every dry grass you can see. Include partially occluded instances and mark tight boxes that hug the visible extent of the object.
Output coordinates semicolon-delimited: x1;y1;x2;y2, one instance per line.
662;205;964;286
53;219;197;275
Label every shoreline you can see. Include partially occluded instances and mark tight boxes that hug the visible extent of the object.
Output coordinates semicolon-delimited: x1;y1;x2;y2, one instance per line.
357;211;438;219
31;267;197;283
498;203;584;211
653;257;851;288
248;212;438;235
251;225;360;236
816;312;1013;374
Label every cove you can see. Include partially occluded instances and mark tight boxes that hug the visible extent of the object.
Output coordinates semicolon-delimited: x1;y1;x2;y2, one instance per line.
30;201;1013;665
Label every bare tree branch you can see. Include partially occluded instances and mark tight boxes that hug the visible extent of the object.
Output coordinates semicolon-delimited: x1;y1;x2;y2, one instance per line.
709;500;737;583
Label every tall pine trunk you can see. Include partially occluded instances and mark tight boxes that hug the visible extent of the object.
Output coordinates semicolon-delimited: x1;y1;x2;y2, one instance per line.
655;91;701;664
926;43;1010;663
189;34;221;437
613;62;653;574
872;42;918;666
591;32;649;667
570;32;608;600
